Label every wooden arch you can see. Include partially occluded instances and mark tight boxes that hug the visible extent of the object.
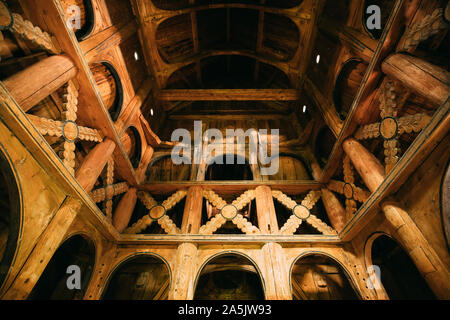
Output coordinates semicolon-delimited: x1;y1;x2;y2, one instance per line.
193;250;266;297
28;234;96;300
100;252;172;300
289;251;362;300
0;143;22;293
123;126;143;169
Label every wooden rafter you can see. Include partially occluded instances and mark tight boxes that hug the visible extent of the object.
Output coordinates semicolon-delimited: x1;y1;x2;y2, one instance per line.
158;89;300;101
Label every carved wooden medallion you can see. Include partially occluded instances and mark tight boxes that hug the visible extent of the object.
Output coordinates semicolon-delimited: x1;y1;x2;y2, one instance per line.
149;204;166;220
293;204;311;220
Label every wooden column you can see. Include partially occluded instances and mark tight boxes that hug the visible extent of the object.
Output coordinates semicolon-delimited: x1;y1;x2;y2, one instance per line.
311;162;347;232
342;138;385;193
181;186;203;234
1;197;82;299
382;201;450;299
343;138;450;298
75;139;116;192
255;186;291;299
261;242;292;300
319;18;377;63
382;53;450;107
112;188;137;233
255;185;279;234
169;186;203;300
2;55;77;112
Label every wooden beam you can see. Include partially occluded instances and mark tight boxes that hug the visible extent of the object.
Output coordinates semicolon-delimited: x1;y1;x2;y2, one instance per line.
75;139;116;192
139;115;162;147
118;233;341;245
80;20;139;63
2;55;77;112
382;53;450;107
168;113;288;121
158;89;300;101
139;181;323;196
303;77;343;137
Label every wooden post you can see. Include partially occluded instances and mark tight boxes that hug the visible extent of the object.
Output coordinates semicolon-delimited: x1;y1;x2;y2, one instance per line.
75;139;116;192
181;186;203;234
382;53;450;107
112;188;137;233
2;55;77;112
255;186;291;299
255;185;279;234
1;197;82;300
382;200;450;299
169;243;198;300
311;161;347;232
319;18;377;63
342;138;385;193
169;186;203;299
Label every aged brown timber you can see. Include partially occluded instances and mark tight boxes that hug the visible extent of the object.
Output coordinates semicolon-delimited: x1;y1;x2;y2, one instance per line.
158;89;301;101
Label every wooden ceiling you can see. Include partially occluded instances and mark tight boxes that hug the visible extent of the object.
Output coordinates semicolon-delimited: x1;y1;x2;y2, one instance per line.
131;0;323;116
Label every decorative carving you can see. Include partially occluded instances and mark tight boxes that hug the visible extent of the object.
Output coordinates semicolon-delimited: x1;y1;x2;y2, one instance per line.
402;8;449;51
354;79;432;173
124;190;186;235
327;156;371;220
9;13;60;54
199;189;260;235
272;190;336;235
328;156;370;219
27;81;103;175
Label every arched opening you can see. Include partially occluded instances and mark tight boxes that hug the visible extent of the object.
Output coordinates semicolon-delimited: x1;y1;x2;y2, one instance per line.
370;235;436;299
205;154;253;181
102;255;170;300
194;254;265;300
0;147;21;290
165;55;292;89
28;234;95;300
333;59;368;120
61;0;95;41
90;62;124;121
146;155;191;182
290;253;359;300
315;126;336;167
122;126;142;169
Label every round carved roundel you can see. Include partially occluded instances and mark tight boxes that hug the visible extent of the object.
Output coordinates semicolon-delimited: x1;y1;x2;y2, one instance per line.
220;204;238;220
379;116;399;141
149;204;166;221
293;204;310;220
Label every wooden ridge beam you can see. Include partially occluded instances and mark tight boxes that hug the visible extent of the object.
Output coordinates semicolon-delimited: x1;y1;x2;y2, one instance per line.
158;89;301;101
